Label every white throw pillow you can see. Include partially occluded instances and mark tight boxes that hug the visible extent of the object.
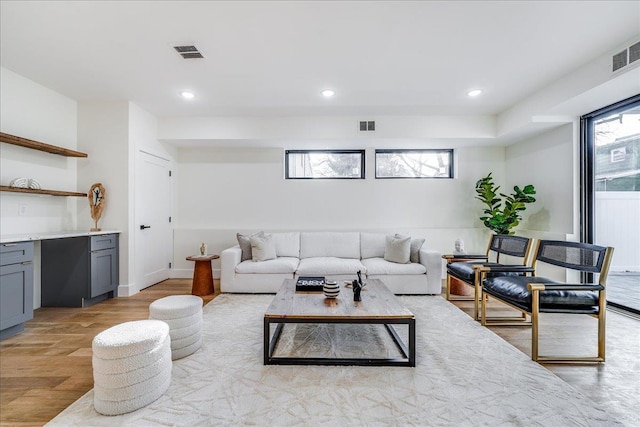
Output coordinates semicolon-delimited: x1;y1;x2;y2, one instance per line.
395;233;425;263
251;234;276;262
384;234;411;264
237;231;264;262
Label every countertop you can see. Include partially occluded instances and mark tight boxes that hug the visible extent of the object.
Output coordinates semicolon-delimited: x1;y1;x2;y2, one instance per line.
1;230;121;244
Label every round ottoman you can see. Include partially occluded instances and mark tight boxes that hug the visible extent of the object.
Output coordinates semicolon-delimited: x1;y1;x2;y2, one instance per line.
149;295;203;360
92;320;171;416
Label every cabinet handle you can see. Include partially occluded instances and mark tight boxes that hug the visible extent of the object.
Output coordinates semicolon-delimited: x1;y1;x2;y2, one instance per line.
21;261;32;265
140;225;151;230
2;243;17;247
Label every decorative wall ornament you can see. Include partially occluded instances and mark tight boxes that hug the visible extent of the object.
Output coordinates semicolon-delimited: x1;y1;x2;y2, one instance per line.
9;178;42;189
88;183;106;231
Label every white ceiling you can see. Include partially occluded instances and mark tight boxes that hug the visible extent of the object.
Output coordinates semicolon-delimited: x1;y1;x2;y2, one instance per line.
1;1;639;119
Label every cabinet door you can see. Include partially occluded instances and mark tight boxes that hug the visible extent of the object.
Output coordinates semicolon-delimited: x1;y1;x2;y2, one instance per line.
90;248;117;298
0;262;34;330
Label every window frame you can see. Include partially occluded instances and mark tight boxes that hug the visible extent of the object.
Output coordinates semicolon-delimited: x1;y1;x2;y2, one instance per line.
374;149;454;179
284;149;366;180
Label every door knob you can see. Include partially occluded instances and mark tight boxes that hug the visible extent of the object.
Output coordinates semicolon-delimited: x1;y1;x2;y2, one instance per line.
140;225;151;230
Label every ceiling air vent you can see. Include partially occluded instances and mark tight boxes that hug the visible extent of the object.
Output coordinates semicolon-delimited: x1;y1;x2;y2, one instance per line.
173;44;204;59
359;121;375;132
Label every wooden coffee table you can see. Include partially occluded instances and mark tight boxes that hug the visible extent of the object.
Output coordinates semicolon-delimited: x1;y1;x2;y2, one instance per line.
263;278;415;367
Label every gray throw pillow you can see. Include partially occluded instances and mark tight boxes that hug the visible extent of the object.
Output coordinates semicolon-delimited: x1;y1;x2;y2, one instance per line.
237;231;265;262
250;234;276;262
384;234;411;264
396;234;425;263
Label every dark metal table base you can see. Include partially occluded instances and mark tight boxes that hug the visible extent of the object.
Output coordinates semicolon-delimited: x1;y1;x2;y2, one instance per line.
264;317;416;367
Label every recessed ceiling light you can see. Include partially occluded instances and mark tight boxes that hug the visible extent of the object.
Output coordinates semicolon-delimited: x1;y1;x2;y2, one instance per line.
321;89;335;97
467;89;482;97
180;91;195;99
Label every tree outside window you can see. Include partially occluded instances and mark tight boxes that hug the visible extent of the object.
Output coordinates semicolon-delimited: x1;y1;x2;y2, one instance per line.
375;149;453;178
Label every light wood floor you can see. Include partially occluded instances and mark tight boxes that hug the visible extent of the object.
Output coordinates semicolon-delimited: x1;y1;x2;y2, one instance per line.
1;279;638;426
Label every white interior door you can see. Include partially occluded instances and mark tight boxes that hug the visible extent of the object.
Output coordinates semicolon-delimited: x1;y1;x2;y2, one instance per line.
136;151;171;289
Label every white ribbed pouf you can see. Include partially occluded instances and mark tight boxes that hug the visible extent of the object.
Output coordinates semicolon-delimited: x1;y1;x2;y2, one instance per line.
149;295;203;360
92;320;171;416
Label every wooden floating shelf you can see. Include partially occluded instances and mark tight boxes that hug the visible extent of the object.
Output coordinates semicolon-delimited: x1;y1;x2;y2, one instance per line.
0;186;87;197
0;132;88;158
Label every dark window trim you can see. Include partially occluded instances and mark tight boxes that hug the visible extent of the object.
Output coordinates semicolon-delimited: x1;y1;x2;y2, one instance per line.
374;149;454;179
579;93;640;288
285;149;366;179
580;93;640;244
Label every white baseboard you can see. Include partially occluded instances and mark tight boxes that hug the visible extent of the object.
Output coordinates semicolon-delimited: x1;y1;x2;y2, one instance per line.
117;283;138;297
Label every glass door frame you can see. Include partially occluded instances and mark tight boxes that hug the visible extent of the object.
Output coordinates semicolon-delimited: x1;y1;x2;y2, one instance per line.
580;93;640;313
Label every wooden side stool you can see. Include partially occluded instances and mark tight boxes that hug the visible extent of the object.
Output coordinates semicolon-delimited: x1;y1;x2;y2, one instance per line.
186;254;219;296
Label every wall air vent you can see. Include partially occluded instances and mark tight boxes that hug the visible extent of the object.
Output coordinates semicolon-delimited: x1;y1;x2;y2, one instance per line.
611;40;640;74
629;41;640;64
173;44;204;59
359;121;375;132
612;49;628;72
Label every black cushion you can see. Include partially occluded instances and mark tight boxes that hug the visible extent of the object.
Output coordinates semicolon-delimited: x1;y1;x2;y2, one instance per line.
447;262;522;283
483;276;600;313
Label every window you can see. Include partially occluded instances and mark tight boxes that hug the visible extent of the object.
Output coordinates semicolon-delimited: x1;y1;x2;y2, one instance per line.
581;94;640;314
285;150;365;179
375;149;453;178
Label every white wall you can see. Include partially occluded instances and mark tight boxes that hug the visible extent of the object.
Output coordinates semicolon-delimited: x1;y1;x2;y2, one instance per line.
172;145;504;277
77;101;131;291
0;67;79;235
505;124;577;281
505;124;575;236
159;115;496;146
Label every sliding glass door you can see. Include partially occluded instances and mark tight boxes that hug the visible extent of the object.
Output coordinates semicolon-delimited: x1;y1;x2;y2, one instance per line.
581;95;640;314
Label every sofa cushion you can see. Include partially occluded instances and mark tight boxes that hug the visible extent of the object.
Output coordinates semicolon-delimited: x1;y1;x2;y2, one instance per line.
272;232;300;258
300;232;360;259
235;257;299;274
483;276;599;312
407;236;425;263
237;231;264;262
361;257;426;275
296;257;366;276
384;234;411;264
251;234;276;261
360;233;386;259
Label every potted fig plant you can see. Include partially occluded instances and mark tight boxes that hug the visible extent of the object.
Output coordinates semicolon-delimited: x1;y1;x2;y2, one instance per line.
475;173;536;235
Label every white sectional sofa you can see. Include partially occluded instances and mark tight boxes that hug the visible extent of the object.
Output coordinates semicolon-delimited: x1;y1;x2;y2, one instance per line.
220;231;442;294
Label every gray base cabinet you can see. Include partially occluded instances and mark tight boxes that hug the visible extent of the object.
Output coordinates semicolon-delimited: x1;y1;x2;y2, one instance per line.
42;234;119;307
1;242;34;340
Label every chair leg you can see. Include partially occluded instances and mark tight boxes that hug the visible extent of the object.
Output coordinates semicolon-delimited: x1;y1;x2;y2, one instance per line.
473;269;481;321
531;289;540;361
446;274;451;301
481;292;487;326
598;292;606;361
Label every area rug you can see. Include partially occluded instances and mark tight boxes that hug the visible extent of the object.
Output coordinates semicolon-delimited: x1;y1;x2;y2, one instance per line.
47;294;622;426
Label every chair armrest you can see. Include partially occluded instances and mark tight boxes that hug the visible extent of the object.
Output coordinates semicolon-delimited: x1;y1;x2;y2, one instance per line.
527;283;605;292
442;254;488;260
476;265;535;273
